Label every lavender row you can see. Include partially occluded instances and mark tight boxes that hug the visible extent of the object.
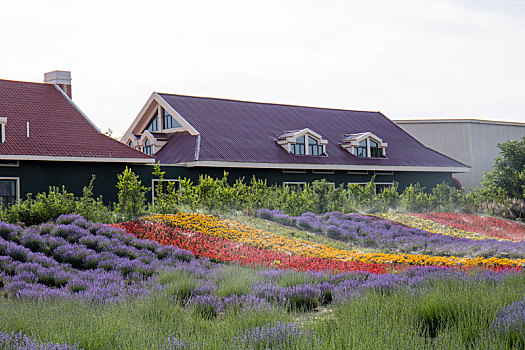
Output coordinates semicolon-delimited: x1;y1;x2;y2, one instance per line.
0;330;79;350
0;214;194;302
257;209;525;258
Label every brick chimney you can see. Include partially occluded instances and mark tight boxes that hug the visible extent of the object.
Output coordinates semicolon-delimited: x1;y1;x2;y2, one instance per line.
44;70;72;99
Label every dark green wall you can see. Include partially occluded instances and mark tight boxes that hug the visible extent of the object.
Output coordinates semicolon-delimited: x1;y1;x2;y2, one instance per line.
157;166;457;192
0;161;457;204
0;161;148;203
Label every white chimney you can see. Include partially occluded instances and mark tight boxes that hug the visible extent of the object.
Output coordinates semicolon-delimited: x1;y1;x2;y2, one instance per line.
44;70;72;99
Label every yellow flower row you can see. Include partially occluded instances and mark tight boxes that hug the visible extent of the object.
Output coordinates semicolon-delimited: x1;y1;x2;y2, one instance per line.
144;213;525;268
374;213;509;241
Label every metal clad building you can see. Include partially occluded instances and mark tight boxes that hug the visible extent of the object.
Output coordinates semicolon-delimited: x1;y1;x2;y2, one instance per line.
394;119;525;190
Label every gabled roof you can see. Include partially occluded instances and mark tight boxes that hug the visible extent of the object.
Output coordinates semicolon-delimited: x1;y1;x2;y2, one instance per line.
139;93;468;172
0;79;153;163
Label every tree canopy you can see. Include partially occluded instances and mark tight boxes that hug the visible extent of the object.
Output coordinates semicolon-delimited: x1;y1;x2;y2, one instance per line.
481;137;525;199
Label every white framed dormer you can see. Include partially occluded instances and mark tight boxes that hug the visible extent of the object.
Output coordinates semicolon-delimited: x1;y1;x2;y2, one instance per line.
121;92;199;154
341;132;387;158
0;117;7;143
277;128;328;156
137;131;168;156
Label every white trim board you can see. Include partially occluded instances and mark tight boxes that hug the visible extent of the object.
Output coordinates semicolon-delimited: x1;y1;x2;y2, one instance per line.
161;160;469;173
0;155;154;163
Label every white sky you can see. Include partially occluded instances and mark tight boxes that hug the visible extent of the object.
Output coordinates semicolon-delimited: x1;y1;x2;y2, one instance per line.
1;0;525;137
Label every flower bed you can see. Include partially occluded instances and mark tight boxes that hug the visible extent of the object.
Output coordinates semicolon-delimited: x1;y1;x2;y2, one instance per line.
257;210;525;259
116;220;390;274
375;212;503;241
130;213;525;270
412;213;525;242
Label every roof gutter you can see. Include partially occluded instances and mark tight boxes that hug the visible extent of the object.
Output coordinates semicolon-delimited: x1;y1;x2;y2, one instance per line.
160;160;470;173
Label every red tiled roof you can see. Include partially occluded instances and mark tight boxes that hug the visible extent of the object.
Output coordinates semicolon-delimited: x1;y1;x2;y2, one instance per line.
0;79;152;162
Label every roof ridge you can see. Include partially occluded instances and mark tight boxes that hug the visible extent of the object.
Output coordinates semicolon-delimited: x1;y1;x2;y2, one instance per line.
157;92;382;114
0;78;54;86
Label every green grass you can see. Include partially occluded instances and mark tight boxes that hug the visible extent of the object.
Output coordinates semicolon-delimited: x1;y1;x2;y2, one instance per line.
1;271;525;349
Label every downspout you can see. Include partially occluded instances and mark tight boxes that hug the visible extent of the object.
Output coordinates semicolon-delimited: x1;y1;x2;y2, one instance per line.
194;134;201;161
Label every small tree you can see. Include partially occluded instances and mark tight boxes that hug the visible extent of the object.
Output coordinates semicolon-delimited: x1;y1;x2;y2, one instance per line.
151;163;178;214
481;137;525;200
115;167;147;220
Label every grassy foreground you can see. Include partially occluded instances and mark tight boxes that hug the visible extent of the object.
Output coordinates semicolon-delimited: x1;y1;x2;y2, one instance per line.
1;268;525;349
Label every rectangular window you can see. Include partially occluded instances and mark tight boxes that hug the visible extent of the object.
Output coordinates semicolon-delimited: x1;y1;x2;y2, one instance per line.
355;140;367;157
146;111;159;132
374;170;394;176
0;160;19;167
0;178;19;206
283;182;306;191
347;170;369;175
375;183;395;193
291;136;305;155
282;169;307;174
312;170;335;174
151;179;180;204
162;108;182;129
347;182;394;193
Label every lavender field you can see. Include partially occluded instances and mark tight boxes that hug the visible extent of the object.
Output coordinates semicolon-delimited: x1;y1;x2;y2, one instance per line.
1;215;525;349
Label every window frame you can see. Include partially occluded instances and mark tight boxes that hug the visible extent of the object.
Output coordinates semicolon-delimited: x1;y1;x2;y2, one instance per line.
312;169;335;174
347;181;394;193
0;177;20;206
151;179;180;205
283;181;307;191
146;111;159;132
162;108;182;130
143;138;153;155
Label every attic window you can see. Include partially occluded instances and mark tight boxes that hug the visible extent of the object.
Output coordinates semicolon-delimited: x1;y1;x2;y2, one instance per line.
277;128;327;156
143;139;153;155
162;108;181;129
341;132;387;158
128;141;133;147
290;136;306;155
146;111;159;132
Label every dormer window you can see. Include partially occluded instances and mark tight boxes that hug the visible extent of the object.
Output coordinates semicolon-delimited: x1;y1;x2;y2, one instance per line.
308;136;324;156
162;108;181;129
290;136;306;155
356;140;367;157
143;139;153;155
277;128;327;156
341;132;387;158
146;111;159;132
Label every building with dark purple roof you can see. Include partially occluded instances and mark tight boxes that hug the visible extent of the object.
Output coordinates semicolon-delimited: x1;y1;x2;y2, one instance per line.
122;93;468;192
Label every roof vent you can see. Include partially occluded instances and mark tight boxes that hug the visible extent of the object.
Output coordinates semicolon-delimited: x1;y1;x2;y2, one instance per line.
44;70;72;99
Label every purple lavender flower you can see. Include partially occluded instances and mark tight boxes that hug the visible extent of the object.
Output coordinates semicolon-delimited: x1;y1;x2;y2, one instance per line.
165;336;187;350
186;294;222;319
494;297;525;338
0;330;80;349
234;322;313;349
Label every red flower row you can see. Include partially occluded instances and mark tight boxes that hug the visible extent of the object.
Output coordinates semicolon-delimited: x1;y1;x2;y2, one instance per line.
115;220;392;274
413;213;525;241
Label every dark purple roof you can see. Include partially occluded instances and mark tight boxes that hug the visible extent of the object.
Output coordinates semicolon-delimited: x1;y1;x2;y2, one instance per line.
156;94;467;169
0;79;153;161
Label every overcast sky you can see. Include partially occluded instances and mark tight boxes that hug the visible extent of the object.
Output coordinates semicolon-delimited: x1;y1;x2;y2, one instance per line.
1;0;524;137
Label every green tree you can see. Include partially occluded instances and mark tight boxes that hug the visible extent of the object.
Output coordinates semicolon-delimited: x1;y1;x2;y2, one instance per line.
481;137;525;199
115;167;148;220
